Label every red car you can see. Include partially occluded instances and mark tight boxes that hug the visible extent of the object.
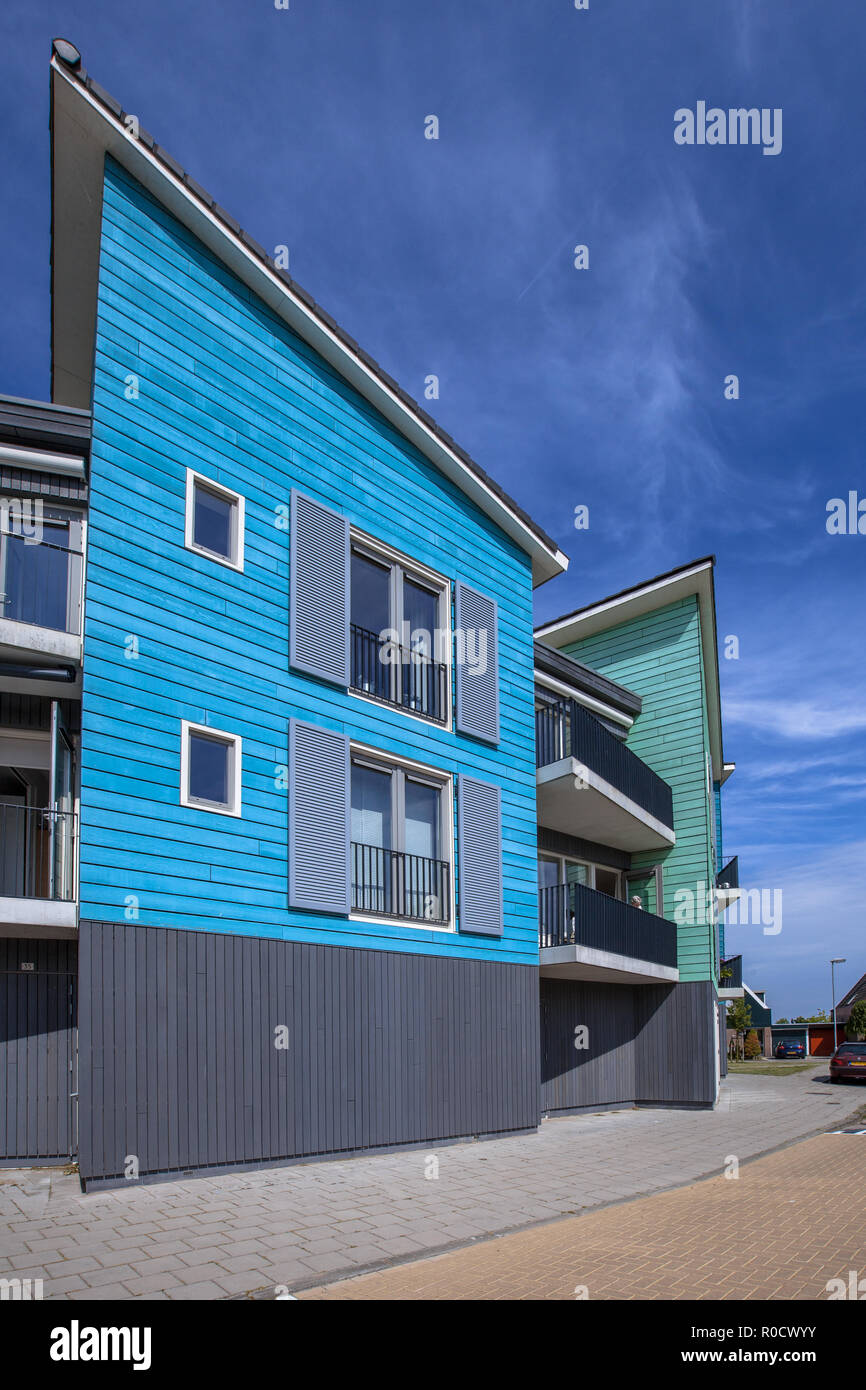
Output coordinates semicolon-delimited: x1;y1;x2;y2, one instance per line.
829;1042;866;1082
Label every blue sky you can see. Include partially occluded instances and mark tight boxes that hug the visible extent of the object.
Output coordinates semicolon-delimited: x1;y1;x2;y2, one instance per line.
1;1;863;1018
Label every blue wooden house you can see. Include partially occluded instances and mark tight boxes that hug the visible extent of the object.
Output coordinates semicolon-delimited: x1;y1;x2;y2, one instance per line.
39;40;566;1185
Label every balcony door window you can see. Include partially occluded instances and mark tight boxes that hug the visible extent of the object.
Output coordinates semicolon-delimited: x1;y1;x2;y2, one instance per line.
349;539;449;724
537;854;615;895
538;855;560;890
594;867;620;898
350;762;393;851
405;778;440;861
49;702;75;901
351;755;450;923
351;553;392;703
0;510;84;634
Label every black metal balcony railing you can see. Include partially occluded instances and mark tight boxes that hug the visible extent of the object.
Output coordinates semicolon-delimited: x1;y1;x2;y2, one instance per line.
719;955;743;989
350;624;448;724
0;535;83;636
0;803;76;901
352;842;450;924
539;881;677;969
716;855;739;891
535;698;674;829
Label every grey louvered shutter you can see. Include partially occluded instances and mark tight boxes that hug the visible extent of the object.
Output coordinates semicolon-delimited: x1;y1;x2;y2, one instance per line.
288;719;350;913
454;582;499;744
457;775;503;936
290;490;350;685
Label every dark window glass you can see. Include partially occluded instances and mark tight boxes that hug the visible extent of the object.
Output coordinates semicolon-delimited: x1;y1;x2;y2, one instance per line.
351;552;391;635
595;868;619;898
838;1043;866;1055
193;484;234;560
189;733;230;806
537;856;560;890
2;521;70;631
404;780;439;860
351;764;392;848
403;577;438;656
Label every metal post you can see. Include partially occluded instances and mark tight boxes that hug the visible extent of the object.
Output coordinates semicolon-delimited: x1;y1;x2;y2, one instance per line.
831;958;846;1053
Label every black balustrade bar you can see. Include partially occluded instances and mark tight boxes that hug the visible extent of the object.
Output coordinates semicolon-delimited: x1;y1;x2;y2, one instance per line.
539;880;677;969
352;841;450;924
535;697;674;829
350;624;447;724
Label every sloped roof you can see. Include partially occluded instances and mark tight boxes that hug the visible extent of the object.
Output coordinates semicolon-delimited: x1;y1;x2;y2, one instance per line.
836;970;866;1024
48;40;568;586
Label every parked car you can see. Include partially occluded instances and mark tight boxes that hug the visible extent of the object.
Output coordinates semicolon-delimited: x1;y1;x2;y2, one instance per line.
829;1042;866;1082
775;1039;806;1058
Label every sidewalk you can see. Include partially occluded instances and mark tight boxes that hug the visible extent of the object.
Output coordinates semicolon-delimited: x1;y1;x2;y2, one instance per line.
0;1063;860;1300
300;1127;866;1300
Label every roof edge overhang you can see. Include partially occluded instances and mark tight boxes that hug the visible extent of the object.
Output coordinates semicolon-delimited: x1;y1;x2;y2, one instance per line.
0;392;90;459
535;558;726;777
533;640;641;720
49;53;568;587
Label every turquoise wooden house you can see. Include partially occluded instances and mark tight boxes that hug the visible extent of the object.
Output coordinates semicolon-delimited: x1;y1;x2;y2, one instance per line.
535;559;741;1108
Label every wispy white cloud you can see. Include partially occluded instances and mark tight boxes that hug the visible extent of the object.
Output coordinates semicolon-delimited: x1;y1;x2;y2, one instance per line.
725;696;866;740
724;838;866;1017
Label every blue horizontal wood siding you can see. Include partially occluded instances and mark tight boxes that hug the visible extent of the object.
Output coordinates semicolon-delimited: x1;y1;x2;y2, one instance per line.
80;158;538;965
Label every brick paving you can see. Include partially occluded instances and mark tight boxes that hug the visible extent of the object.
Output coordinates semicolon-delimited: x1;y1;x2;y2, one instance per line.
300;1129;866;1301
0;1062;861;1300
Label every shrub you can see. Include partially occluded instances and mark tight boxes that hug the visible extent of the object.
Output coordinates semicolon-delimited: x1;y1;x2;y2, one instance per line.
847;1000;866;1040
744;1030;762;1059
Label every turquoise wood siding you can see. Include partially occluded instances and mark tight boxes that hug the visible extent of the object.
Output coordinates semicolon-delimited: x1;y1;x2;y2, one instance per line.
562;596;717;983
712;780;723;873
79;157;539;965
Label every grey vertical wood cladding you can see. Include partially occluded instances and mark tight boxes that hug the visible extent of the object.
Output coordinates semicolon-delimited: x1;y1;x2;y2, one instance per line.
540;978;717;1113
633;980;717;1106
77;920;540;1186
541;979;637;1110
0;938;77;1161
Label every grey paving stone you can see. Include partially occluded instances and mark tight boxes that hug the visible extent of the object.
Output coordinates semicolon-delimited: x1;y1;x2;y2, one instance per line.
166;1281;226;1300
0;1067;859;1302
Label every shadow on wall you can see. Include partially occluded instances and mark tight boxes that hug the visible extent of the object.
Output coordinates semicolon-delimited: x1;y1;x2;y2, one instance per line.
540;976;716;1111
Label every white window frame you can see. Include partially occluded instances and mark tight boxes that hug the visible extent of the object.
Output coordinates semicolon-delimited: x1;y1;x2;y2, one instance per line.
349;528;452;729
180;720;243;817
348;741;455;931
184;468;245;572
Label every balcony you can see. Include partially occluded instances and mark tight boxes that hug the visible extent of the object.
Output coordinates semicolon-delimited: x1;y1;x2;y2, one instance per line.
0;803;77;932
539;881;678;984
0;523;83;666
718;954;744;999
351;842;451;924
715;855;741;911
350;624;448;725
535;699;675;852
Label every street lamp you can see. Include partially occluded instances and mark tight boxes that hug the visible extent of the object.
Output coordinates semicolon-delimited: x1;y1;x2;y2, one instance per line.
831;958;847;1052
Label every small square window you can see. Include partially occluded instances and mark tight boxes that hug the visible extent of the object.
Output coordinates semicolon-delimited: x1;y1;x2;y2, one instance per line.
180;721;242;816
185;470;245;570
